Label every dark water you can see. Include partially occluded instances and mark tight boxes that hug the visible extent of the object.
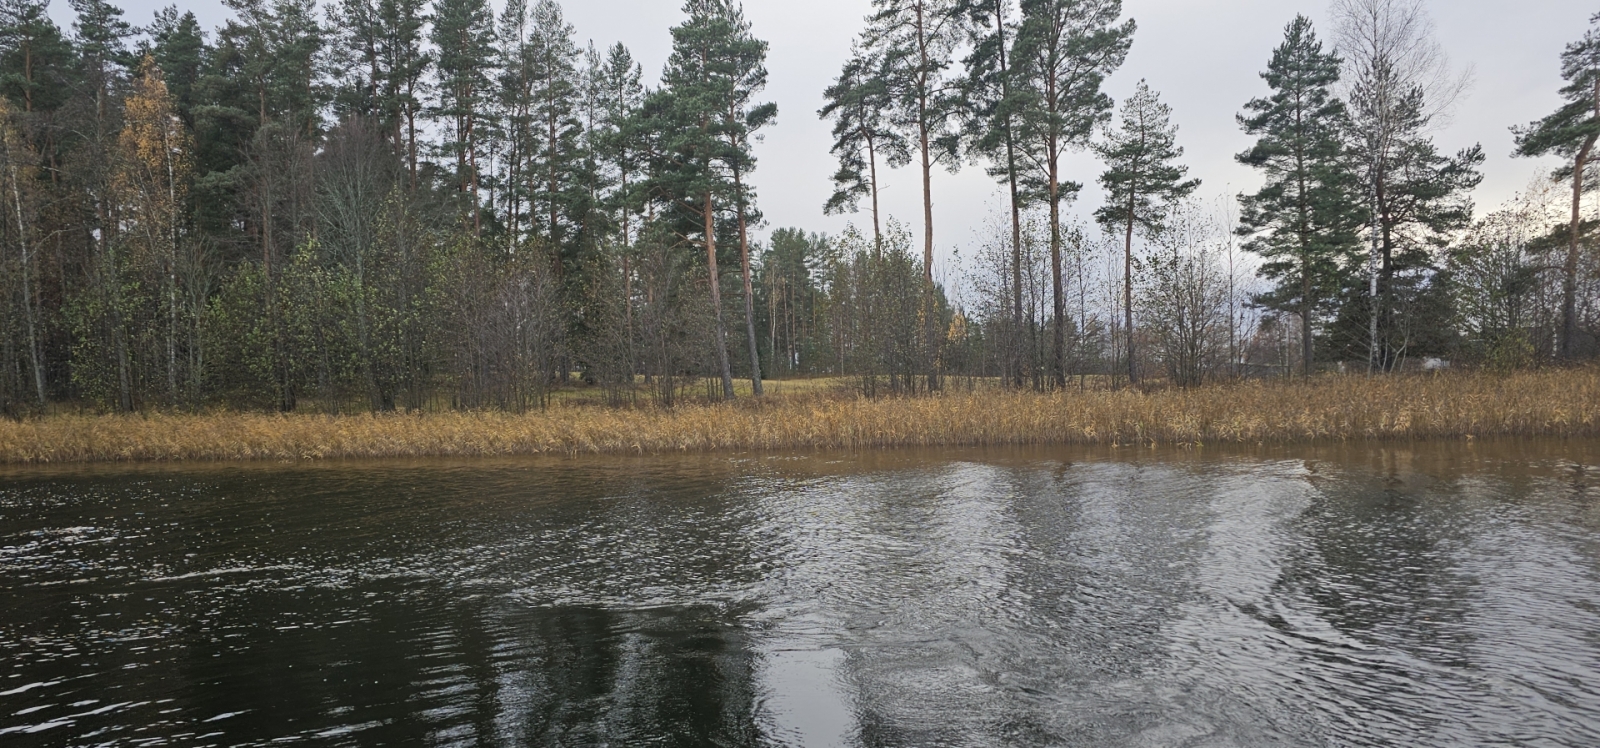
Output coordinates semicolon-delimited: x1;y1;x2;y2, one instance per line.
3;442;1600;747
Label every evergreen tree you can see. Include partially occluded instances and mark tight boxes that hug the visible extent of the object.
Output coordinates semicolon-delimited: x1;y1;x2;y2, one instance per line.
1236;15;1362;375
523;0;581;261
864;0;965;388
650;0;747;399
819;47;907;246
708;1;774;396
376;0;430;186
0;0;74;114
1333;0;1482;371
1514;13;1600;359
958;0;1027;386
1094;81;1198;385
1013;0;1132;386
591;41;644;246
864;0;963;287
431;0;495;233
145;7;205;126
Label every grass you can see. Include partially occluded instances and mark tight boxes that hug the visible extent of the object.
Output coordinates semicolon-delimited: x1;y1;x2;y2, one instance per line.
2;368;1598;464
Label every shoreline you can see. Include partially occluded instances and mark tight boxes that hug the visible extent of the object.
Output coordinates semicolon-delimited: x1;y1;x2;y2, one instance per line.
2;369;1597;465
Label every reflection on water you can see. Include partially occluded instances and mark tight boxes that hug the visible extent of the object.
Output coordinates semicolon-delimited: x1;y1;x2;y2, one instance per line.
2;443;1599;746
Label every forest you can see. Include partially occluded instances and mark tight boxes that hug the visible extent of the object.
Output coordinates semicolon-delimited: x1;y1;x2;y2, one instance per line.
0;0;1595;416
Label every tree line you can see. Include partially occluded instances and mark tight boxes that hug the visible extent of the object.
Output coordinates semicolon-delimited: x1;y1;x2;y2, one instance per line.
0;0;1595;415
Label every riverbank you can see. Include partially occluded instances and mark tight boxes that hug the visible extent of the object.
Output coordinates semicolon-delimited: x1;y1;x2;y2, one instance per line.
2;368;1597;463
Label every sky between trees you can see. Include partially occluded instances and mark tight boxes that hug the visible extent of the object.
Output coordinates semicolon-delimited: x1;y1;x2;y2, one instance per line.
45;0;1595;275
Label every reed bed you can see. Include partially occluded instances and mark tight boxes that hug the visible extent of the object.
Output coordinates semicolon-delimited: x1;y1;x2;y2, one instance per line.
2;368;1598;464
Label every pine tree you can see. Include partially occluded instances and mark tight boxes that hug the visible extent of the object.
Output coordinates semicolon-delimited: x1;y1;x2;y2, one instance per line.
145;8;205;126
1094;81;1198;385
1514;13;1600;360
0;0;74;114
1013;0;1132;387
431;0;495;233
864;0;964;389
957;0;1027;386
523;0;581;260
377;0;430;186
1236;15;1362;375
819;47;907;247
705;1;774;397
651;0;747;399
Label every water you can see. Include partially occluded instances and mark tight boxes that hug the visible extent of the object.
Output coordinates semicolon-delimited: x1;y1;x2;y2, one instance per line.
2;442;1599;746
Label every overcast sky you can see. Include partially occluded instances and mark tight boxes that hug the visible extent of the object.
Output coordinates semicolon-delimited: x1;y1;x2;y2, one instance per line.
51;0;1596;274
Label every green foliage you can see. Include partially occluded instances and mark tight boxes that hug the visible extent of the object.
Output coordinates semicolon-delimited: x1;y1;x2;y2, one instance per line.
1094;82;1199;237
1236;16;1364;370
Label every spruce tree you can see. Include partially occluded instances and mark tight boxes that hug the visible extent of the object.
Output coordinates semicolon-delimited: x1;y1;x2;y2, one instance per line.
1236;15;1362;375
1013;0;1132;387
1094;81;1197;385
1514;14;1600;360
591;42;643;247
1333;0;1482;371
145;8;204;126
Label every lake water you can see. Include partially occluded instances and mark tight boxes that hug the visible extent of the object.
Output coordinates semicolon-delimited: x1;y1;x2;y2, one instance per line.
3;442;1599;746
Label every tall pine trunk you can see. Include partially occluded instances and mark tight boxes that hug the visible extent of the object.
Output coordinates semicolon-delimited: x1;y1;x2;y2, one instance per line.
914;1;937;392
1123;202;1136;386
1564;131;1594;360
705;192;734;399
733;163;762;396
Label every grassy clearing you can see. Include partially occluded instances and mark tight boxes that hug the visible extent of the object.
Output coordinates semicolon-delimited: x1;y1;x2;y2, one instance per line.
2;368;1597;464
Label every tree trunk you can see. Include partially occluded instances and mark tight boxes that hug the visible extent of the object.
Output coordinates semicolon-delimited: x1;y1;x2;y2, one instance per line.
1049;171;1065;389
914;1;938;392
733;164;762;396
1564;133;1594;360
866;131;882;250
9;160;44;406
1123;200;1137;386
705;192;734;399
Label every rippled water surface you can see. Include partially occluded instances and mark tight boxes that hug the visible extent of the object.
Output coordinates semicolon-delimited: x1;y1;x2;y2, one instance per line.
3;442;1600;746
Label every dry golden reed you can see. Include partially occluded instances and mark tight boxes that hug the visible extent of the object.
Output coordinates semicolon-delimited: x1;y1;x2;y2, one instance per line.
3;368;1598;464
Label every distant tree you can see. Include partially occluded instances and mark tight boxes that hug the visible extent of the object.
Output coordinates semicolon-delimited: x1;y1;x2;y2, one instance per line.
116;57;192;402
1094;81;1198;385
144;8;205;126
0;97;45;408
1514;13;1600;360
523;0;582;261
864;0;963;288
707;1;774;397
651;0;742;399
1013;0;1132;386
1237;16;1363;375
0;0;74;114
1331;0;1482;371
819;47;907;247
431;0;495;233
957;0;1027;385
